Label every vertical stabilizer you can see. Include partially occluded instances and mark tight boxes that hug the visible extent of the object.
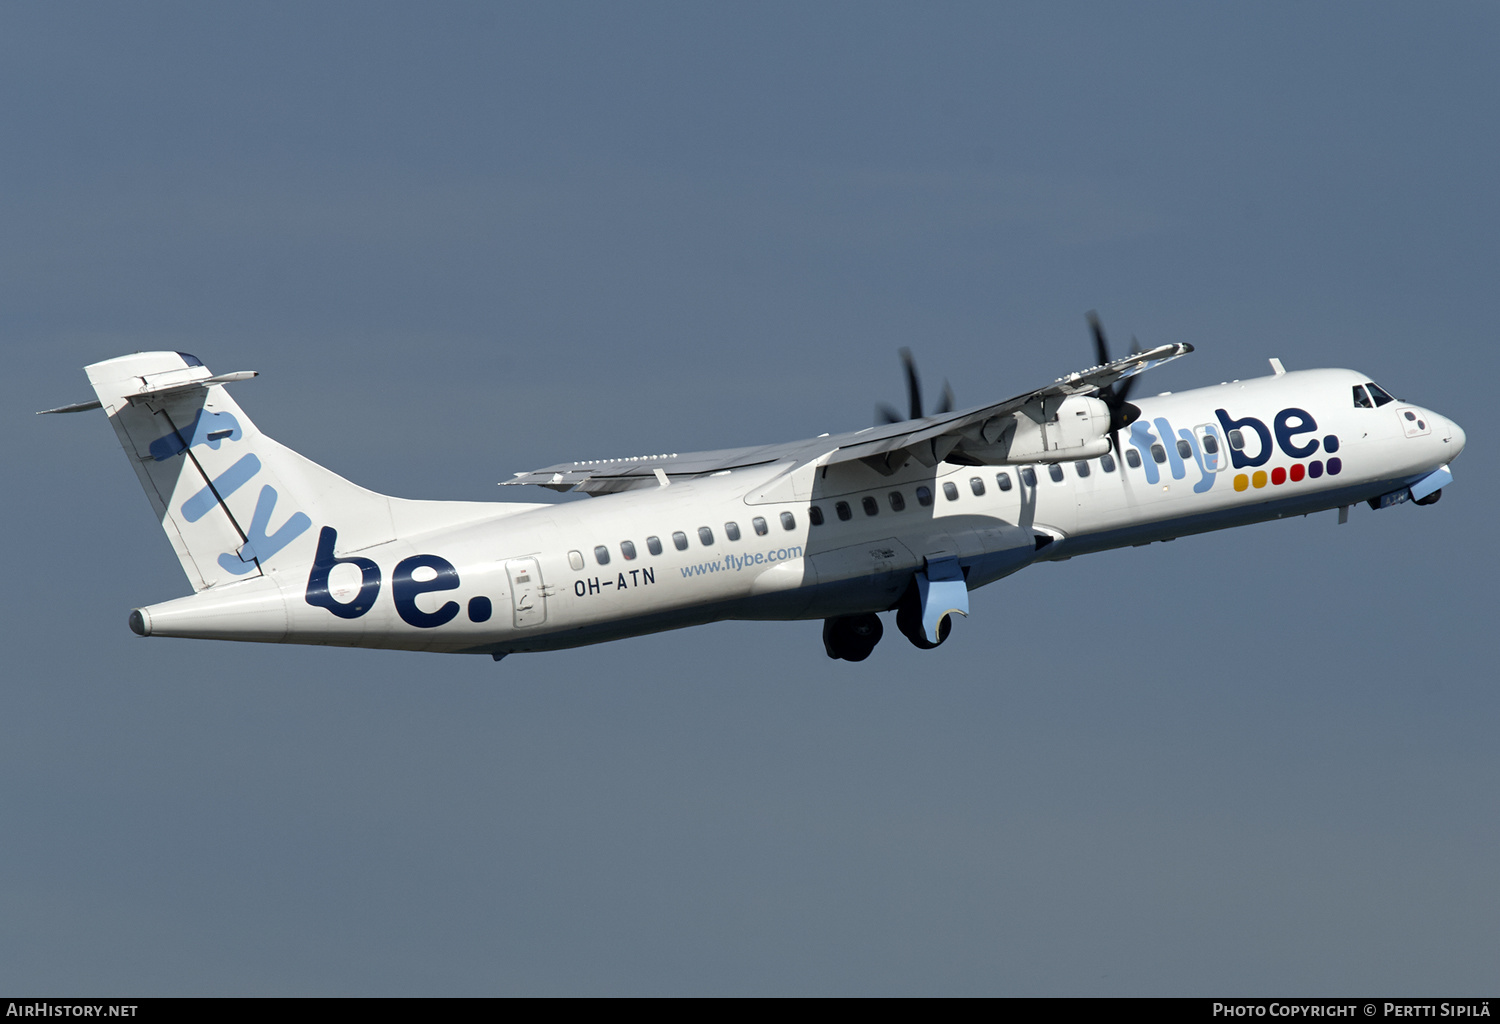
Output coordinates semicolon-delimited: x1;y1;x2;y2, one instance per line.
81;351;532;595
87;352;322;590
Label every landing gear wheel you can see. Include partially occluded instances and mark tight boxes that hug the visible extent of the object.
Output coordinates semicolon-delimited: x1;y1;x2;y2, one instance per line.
822;613;885;661
1415;488;1442;506
896;586;951;650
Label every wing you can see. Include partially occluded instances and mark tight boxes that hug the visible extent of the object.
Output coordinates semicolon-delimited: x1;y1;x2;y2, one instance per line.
501;442;807;495
828;342;1192;473
502;343;1192;494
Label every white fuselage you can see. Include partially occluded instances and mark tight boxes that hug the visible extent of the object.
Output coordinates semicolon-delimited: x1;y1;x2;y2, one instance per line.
133;367;1465;656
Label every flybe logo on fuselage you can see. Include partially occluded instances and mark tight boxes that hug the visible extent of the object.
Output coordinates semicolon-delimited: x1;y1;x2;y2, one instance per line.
304;527;494;629
1213;407;1343;491
1122;406;1341;493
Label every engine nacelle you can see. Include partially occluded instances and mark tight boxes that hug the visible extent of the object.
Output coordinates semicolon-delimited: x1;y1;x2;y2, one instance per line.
966;395;1112;464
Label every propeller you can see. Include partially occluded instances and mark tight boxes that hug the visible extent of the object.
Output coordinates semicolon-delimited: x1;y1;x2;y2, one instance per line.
876;348;955;425
1086;311;1143;450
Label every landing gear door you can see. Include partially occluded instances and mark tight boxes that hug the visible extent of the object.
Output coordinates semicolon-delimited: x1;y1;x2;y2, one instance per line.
505;557;546;628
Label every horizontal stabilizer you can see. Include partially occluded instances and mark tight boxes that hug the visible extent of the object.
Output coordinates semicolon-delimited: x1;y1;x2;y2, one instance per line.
37;399;103;415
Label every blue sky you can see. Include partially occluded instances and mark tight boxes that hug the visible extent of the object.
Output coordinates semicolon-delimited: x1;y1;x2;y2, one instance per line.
4;2;1497;994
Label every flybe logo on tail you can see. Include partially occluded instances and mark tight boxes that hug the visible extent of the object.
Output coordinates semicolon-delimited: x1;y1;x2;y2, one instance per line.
150;413;310;574
149;409;243;460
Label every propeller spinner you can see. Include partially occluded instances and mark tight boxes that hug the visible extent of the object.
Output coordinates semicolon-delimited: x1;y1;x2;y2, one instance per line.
1086;311;1144;448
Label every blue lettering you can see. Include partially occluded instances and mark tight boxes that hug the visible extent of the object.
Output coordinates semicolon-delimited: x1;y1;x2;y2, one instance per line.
305;526;381;618
1154;418;1187;480
392;554;461;628
181;453;261;522
1179;429;1216;494
1200;423;1226;473
217;485;311;574
149;409;243;461
1215;409;1272;468
1128;421;1160;484
1274;408;1320;459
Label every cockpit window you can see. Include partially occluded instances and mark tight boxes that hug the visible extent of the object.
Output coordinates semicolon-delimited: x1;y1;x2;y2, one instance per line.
1366;382;1395;407
1352;385;1373;409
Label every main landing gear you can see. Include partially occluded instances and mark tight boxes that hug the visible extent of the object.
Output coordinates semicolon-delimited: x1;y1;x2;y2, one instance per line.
823;613;884;661
896;555;969;650
823;556;972;660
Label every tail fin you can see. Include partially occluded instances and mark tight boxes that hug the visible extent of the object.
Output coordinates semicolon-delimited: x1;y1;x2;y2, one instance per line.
85;351;504;592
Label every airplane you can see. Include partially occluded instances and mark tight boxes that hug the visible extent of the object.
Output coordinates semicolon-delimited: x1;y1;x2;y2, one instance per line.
41;319;1465;663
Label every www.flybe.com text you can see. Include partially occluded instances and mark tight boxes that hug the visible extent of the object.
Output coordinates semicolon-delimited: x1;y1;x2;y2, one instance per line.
681;547;803;578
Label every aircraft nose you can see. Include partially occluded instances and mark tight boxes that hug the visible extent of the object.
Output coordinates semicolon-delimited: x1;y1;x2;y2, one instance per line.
1443;416;1466;458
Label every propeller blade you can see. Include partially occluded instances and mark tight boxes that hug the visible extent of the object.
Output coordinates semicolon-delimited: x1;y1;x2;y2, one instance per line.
1087;310;1110;368
934;380;955;416
899;348;923;419
875;403;904;426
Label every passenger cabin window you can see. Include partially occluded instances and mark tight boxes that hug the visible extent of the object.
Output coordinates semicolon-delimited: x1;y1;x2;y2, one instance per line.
862;496;879;516
1048;464;1064;482
620;540;637;560
752;517;768;536
1176;438;1193;460
916;485;933;507
808;506;824;526
1228;429;1245;450
725;521;741;541
969;477;985;496
568;550;585;571
1201;435;1219;455
1076;460;1090;478
1150;444;1167;464
836;501;852;521
1125;449;1142;468
672;531;689;551
646;536;663;556
698;526;714;546
1100;453;1116;473
888;491;906;511
1020;467;1037;487
1353;385;1373;409
1366;382;1396;407
996;471;1012;491
942;481;959;501
780;511;796;531
594;545;611;566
